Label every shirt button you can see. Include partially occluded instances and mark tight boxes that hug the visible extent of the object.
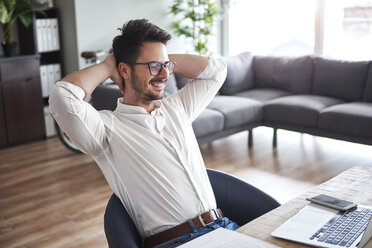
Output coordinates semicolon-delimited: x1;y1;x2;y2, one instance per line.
154;101;161;108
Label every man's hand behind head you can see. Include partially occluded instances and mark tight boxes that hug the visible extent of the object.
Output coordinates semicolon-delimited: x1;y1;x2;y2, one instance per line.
104;54;124;94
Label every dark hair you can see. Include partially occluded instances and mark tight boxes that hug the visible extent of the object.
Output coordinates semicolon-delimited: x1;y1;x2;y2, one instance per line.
112;19;172;67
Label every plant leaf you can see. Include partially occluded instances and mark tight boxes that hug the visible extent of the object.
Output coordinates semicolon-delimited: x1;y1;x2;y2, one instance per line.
169;0;227;54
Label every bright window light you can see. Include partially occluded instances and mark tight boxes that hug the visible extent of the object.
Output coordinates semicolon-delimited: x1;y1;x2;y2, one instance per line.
323;0;372;60
227;0;372;60
228;0;316;56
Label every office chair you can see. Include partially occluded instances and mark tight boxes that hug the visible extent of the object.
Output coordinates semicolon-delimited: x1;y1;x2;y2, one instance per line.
104;169;280;248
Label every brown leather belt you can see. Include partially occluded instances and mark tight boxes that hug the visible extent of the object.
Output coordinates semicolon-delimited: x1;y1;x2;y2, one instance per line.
144;209;224;248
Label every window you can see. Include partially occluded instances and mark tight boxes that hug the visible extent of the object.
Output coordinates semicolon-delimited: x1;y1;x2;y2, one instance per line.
323;0;372;60
227;0;372;60
228;0;316;56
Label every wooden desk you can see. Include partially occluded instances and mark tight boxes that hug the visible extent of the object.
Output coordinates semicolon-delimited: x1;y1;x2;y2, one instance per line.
238;166;372;248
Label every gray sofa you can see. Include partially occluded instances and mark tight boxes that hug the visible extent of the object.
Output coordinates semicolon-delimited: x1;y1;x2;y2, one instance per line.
91;53;372;147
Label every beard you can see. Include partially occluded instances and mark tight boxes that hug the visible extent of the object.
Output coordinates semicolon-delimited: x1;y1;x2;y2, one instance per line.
130;73;166;102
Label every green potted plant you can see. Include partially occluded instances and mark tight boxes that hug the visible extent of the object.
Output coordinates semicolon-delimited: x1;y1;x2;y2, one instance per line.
0;0;44;57
169;0;229;55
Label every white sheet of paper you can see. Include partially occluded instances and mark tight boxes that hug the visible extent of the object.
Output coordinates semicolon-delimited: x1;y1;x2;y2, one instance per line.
178;228;280;248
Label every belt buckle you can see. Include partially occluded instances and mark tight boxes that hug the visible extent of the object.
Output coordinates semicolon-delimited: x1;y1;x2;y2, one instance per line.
198;209;218;227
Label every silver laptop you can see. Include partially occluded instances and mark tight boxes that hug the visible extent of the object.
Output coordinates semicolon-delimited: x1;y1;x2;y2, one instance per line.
271;203;372;248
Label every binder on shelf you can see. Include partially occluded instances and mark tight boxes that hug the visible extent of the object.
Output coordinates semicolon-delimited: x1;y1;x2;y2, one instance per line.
35;18;60;52
35;19;44;53
44;106;56;137
39;65;48;97
47;64;55;95
40;63;61;97
45;19;53;52
53;63;61;82
41;19;48;52
51;19;60;51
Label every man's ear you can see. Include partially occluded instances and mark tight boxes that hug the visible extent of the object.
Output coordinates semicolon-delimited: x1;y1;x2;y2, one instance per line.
118;62;131;79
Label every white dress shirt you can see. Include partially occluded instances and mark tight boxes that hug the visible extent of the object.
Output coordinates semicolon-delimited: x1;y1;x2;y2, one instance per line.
49;58;227;238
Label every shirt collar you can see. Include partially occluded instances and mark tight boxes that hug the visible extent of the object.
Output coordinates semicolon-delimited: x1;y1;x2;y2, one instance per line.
115;97;162;115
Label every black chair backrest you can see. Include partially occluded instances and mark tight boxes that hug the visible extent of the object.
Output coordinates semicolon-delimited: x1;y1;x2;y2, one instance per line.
104;194;142;248
207;169;280;226
91;84;122;111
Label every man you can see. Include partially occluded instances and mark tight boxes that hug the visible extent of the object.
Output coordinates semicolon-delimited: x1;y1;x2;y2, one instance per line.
49;19;238;248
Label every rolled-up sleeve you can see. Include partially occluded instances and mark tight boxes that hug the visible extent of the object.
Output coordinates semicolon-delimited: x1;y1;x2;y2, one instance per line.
49;81;108;156
175;58;227;121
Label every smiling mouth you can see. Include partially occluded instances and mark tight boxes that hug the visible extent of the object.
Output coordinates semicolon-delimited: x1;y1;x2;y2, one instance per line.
150;79;167;89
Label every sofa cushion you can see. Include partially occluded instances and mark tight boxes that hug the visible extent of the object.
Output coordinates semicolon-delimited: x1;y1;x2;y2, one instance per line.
220;52;254;95
207;96;263;129
319;102;372;138
312;57;369;101
253;55;313;94
264;95;343;127
363;64;372;102
174;73;192;89
192;108;224;137
234;88;291;103
164;74;178;96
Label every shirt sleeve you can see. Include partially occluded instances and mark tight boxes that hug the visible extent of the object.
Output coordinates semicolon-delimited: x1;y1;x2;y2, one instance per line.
169;58;227;122
49;81;108;156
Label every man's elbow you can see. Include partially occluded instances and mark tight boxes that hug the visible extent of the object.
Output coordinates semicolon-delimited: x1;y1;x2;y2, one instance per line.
49;84;67;118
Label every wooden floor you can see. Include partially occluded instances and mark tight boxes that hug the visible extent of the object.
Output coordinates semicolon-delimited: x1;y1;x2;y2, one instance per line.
1;127;372;248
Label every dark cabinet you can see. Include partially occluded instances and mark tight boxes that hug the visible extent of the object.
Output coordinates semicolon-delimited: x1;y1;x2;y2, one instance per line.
0;86;7;146
0;55;45;148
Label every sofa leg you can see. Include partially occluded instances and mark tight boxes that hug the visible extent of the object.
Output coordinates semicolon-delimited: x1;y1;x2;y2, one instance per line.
273;128;277;148
248;130;253;147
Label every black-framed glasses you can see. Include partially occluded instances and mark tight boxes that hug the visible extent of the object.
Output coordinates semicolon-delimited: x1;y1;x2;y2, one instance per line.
126;61;176;76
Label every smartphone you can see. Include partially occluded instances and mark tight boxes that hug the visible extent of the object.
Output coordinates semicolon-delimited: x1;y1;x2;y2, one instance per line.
306;194;357;211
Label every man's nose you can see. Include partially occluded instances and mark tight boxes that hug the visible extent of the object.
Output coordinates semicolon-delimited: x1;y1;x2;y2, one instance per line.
159;65;169;77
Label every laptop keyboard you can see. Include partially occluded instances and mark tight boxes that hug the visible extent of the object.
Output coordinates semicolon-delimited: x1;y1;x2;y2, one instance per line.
310;207;372;247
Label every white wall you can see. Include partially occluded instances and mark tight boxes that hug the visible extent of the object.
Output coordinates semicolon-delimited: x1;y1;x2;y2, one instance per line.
73;0;190;69
54;0;79;75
